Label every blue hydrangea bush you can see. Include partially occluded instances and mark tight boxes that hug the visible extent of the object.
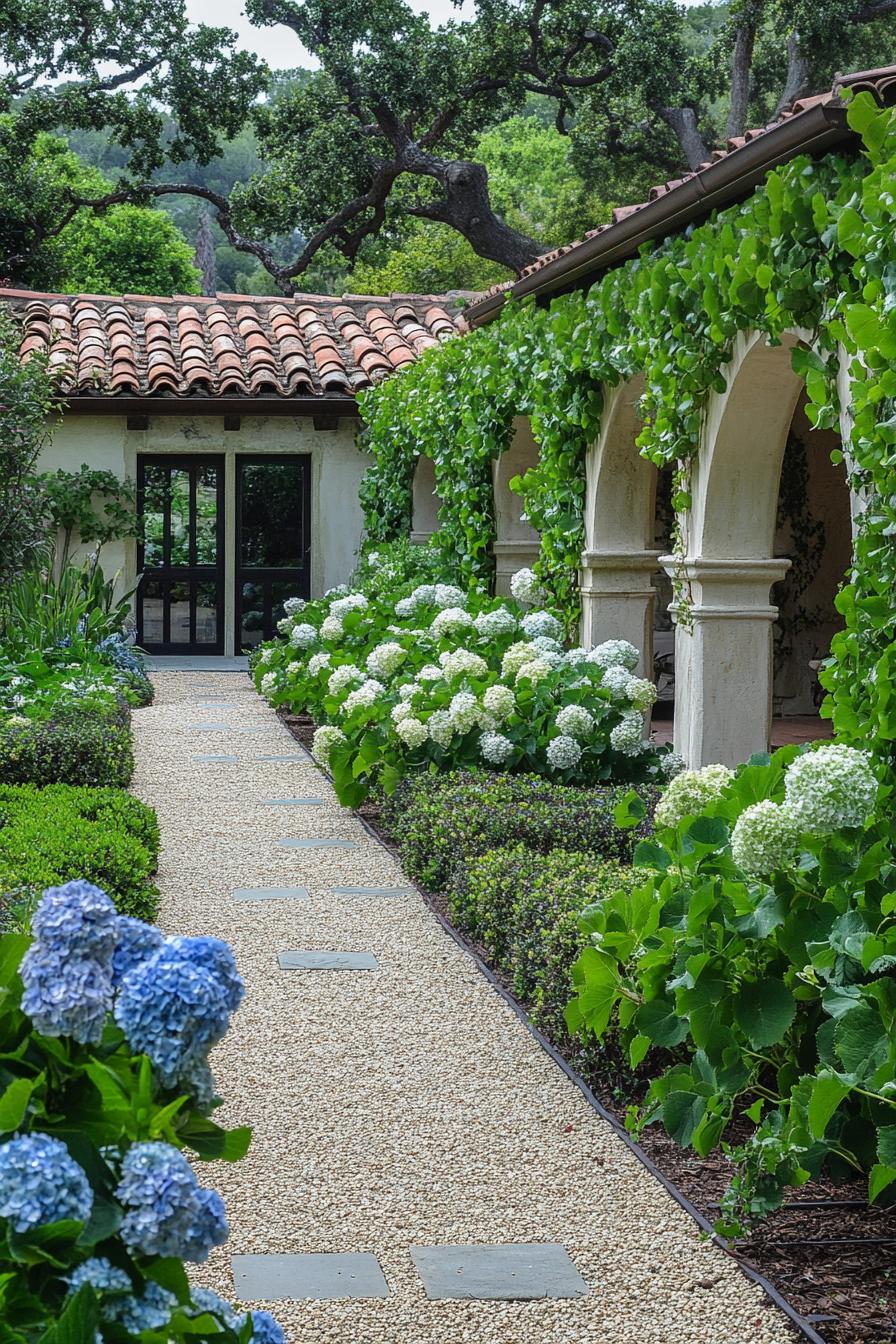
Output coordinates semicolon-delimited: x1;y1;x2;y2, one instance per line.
0;880;285;1343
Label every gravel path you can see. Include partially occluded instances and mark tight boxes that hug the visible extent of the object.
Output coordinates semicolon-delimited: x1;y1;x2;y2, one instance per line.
132;673;796;1344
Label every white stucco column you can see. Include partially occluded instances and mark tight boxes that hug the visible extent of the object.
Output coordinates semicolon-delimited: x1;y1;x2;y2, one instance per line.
579;549;662;676
663;555;791;768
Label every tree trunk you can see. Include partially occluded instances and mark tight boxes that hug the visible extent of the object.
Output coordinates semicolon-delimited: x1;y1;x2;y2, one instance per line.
193;212;216;297
726;4;762;139
657;107;710;172
775;31;810;116
411;158;547;275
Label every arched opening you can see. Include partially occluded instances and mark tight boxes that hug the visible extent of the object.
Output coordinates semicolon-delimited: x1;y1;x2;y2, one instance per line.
666;331;852;766
410;455;441;544
492;416;540;595
580;377;664;679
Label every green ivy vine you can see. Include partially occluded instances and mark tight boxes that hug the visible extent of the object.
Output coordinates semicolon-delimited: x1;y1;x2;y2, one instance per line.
358;92;896;762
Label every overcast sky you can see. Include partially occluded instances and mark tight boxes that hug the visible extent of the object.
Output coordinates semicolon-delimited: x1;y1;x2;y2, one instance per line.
186;0;707;69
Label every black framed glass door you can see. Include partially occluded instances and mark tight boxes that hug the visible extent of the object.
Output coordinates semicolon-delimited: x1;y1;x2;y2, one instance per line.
235;455;311;651
136;455;225;654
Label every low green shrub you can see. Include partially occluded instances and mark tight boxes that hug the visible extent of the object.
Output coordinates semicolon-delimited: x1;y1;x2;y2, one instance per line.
0;784;159;920
381;770;658;891
0;715;134;786
452;845;640;1093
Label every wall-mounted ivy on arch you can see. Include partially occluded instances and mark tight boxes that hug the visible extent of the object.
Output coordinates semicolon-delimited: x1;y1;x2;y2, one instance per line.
357;93;896;762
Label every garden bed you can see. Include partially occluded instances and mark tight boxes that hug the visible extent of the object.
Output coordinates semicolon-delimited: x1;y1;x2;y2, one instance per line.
280;712;896;1344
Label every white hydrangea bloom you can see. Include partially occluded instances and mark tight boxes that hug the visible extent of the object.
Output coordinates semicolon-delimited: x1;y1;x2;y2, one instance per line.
416;664;443;682
521;610;563;641
555;704;594;741
501;641;537;679
327;664;364;694
289;623;318;649
398;683;418;701
427;709;455;747
394;597;416;618
601;664;634;697
510;568;541;603
731;800;799;877
366;641;407;678
433;583;466;609
439;648;488;680
783;744;877;833
308;652;331;676
483;684;515;720
588;639;640;671
480;731;515;765
546;734;582;770
431;606;474;638
654;763;734;828
330;593;368;619
283;597;306;616
409;584;437;608
626;677;658;712
396;716;428;748
258;647;275;665
515;658;551;685
276;617;292;635
367;551;380;567
342;679;385;715
260;671;278;696
610;710;645;756
286;661;301;677
473;607;518;638
564;646;588;666
320;614;344;641
660;751;686;781
312;725;347;765
449;691;480;733
391;702;414;723
325;584;349;598
527;640;564;667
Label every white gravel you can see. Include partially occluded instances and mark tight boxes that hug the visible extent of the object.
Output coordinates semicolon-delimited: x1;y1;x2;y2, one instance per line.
131;673;796;1344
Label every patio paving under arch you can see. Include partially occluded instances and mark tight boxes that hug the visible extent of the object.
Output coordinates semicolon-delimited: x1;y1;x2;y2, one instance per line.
132;673;796;1344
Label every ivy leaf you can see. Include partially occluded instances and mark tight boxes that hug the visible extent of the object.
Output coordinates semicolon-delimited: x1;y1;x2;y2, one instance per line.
733;980;796;1048
837;206;866;258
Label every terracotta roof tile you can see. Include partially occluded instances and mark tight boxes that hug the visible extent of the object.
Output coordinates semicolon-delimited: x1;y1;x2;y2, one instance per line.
2;291;461;400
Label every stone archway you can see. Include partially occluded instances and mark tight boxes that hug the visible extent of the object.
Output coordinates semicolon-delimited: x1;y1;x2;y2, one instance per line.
663;329;837;767
580;377;661;676
492;417;540;595
410;455;441;544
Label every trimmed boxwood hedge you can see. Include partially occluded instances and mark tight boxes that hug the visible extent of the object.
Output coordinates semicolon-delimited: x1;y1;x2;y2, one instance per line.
0;715;134;787
380;770;657;891
0;783;160;921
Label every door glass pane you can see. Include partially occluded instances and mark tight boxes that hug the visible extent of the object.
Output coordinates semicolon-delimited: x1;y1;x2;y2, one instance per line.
240;581;265;649
142;465;167;568
195;465;219;565
195;582;218;644
169;580;191;645
169;469;190;566
270;580;298;630
240;461;303;567
142;578;164;644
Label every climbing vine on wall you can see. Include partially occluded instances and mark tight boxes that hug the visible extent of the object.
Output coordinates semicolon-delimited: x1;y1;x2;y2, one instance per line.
357;93;896;761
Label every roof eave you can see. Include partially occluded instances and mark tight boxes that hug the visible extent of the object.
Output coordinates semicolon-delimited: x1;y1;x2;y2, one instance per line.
466;101;850;328
60;393;363;418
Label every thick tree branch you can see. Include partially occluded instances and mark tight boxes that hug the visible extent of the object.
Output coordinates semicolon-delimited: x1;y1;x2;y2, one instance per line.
726;2;764;139
775;31;811;116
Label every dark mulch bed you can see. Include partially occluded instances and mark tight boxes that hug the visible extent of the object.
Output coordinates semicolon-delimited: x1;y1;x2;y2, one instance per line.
281;709;896;1344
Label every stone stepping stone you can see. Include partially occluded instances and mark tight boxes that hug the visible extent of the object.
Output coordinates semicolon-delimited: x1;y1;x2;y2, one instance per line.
232;886;310;902
410;1243;589;1301
232;1252;389;1302
257;754;307;762
194;700;233;708
262;798;326;807
277;838;357;850
331;886;412;897
191;754;239;762
240;727;268;734
188;722;231;731
278;950;379;971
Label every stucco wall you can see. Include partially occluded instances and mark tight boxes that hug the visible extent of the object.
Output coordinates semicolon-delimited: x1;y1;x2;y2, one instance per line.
38;411;369;655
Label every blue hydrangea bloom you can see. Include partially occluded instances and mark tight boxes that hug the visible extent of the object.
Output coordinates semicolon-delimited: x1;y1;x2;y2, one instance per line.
189;1286;242;1329
111;1281;177;1332
250;1310;287;1343
0;1133;93;1232
31;881;118;958
114;940;242;1099
66;1256;131;1296
20;948;114;1045
168;936;244;1012
111;917;164;987
116;1142;228;1262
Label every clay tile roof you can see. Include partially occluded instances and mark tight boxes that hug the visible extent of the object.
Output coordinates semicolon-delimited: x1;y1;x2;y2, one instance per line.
464;63;896;324
1;290;463;401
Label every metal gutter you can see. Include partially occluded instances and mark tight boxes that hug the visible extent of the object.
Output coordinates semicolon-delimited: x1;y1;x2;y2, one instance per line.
466;102;851;327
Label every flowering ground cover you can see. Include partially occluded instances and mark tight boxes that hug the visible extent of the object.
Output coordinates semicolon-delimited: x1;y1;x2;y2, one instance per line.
254;557;679;806
0;879;284;1342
